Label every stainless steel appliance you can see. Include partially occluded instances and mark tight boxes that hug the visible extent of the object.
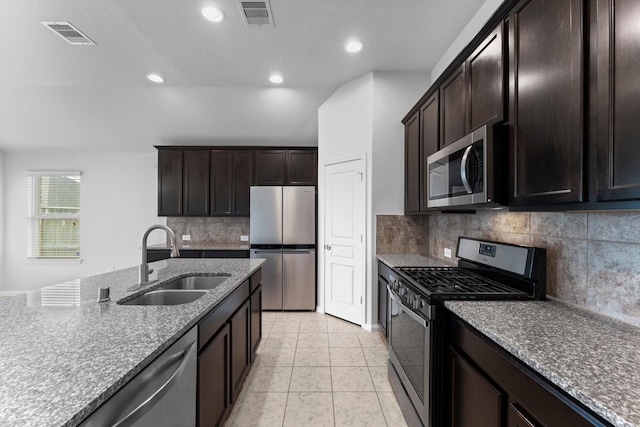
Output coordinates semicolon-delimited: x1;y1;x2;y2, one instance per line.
80;327;197;427
387;237;546;426
426;125;507;209
250;186;316;310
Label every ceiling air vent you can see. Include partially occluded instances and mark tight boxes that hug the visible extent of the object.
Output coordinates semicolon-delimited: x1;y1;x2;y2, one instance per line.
41;21;96;45
238;1;274;26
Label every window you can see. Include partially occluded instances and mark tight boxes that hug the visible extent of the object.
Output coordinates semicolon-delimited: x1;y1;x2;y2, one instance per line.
26;172;81;261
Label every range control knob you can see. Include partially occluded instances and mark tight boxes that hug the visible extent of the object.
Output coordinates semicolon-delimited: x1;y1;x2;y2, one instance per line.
399;287;407;297
412;295;423;310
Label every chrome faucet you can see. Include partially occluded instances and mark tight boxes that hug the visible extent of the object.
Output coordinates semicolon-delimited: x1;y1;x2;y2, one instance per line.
138;225;180;285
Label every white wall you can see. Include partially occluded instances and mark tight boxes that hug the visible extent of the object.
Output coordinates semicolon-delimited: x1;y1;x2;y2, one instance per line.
2;151;165;291
317;71;428;329
430;0;505;83
317;73;374;319
0;149;4;289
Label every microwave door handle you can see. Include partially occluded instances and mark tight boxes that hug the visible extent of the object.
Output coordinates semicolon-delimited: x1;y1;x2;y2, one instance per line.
460;145;473;194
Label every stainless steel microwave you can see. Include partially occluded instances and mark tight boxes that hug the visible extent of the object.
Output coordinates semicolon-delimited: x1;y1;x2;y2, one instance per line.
426;125;507;208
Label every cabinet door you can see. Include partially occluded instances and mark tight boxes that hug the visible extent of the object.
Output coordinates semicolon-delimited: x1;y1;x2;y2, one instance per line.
183;150;210;216
419;92;439;211
509;0;584;205
211;150;233;215
405;111;421;214
596;0;640;201
286;150;317;185
158;149;183;216
467;22;506;132
198;324;230;427
378;274;388;335
250;285;262;360
229;299;250;402
507;403;538;427
254;150;286;185
441;64;467;147
233;151;254;215
450;349;502;427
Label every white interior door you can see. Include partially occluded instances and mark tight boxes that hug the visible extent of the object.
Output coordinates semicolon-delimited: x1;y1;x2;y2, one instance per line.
323;158;365;325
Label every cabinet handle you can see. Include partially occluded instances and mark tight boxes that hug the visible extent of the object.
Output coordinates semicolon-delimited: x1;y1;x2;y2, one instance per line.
325;245;332;250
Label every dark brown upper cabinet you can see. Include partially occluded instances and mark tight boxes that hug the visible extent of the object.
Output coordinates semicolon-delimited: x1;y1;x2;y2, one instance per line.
210;150;253;216
405;110;421;214
595;0;640;202
158;149;183;216
508;0;584;206
286;150;317;185
467;22;506;132
254;149;317;186
183;149;210;216
254;150;286;185
440;64;467;147
420;92;440;211
233;151;254;215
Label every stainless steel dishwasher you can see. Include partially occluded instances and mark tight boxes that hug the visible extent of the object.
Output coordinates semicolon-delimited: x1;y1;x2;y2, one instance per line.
80;326;197;427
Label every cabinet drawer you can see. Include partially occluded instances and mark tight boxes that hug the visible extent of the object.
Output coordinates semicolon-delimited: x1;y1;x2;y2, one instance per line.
199;280;250;351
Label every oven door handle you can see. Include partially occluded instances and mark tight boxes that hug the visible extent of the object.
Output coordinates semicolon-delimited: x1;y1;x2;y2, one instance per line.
460;145;473;194
387;285;427;327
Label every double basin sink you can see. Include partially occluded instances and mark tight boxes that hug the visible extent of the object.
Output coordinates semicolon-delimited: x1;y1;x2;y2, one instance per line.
119;275;230;306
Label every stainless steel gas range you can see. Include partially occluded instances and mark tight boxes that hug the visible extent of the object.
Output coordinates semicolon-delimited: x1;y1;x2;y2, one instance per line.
386;237;546;427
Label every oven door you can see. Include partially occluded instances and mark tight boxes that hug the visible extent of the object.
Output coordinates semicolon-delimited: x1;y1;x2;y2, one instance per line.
387;286;430;426
427;126;487;208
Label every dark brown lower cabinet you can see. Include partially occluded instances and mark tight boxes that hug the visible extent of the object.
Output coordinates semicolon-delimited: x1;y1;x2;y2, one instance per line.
198;324;230;427
250;285;262;359
450;349;502;427
197;269;262;427
447;314;611;427
229;300;251;402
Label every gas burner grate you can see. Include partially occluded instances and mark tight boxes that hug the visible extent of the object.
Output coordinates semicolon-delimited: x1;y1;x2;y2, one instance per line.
397;266;528;298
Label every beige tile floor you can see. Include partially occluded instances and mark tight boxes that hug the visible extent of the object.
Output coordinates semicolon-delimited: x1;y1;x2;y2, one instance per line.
224;311;408;427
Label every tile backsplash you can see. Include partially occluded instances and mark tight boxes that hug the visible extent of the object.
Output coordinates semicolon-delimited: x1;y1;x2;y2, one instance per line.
376;215;429;255
377;211;640;327
167;217;249;245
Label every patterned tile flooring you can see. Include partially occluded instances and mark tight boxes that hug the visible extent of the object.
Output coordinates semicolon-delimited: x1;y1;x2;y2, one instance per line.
224;311;408;427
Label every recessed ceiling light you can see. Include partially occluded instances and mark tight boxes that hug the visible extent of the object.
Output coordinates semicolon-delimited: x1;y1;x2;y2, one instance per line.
269;74;284;84
146;73;165;84
345;40;364;53
202;6;225;22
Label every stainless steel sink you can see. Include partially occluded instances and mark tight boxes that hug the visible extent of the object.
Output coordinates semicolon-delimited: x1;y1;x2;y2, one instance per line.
120;289;207;306
158;275;230;290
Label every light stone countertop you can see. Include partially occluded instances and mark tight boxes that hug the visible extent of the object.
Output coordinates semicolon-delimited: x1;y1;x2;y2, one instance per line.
0;258;264;427
376;253;452;268
445;299;640;427
147;242;249;250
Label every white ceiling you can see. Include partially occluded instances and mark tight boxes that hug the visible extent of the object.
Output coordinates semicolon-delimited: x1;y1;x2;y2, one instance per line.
0;0;485;152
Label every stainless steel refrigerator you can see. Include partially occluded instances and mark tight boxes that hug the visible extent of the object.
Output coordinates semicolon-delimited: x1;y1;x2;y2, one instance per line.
250;186;316;310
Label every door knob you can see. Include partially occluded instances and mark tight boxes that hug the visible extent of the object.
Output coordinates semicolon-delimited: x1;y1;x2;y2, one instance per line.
325;245;332;250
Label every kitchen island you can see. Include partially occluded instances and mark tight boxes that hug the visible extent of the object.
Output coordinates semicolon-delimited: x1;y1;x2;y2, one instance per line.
0;258;264;427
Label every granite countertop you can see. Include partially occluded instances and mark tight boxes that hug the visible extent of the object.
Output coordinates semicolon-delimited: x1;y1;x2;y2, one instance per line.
0;258;264;427
147;242;249;250
445;299;640;427
376;253;452;268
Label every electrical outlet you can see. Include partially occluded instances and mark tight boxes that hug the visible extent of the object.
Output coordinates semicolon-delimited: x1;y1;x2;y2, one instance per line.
182;235;191;241
444;247;452;258
240;235;249;242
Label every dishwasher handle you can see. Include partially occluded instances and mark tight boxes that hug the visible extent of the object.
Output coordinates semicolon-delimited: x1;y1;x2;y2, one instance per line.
112;341;197;427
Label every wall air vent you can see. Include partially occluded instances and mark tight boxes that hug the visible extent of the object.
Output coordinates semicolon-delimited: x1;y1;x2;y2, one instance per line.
41;21;96;45
238;1;274;26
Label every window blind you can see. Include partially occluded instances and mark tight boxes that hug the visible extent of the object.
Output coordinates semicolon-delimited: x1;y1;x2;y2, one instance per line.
26;172;81;259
